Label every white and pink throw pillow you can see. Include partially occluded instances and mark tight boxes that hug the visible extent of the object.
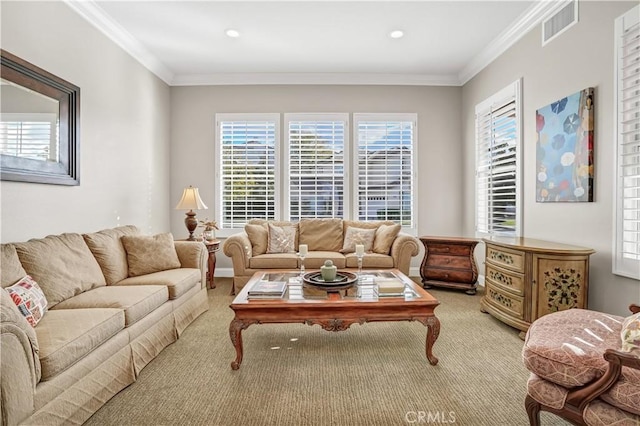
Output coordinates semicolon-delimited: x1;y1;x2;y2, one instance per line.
6;275;48;327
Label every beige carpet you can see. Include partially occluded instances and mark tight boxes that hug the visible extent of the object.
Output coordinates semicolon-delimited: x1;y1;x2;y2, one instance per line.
85;278;568;426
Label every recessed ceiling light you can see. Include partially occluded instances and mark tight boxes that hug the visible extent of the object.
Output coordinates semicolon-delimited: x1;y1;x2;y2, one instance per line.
225;29;240;38
389;30;404;39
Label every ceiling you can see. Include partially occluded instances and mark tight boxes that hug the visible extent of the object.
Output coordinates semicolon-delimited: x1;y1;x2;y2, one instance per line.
66;1;562;86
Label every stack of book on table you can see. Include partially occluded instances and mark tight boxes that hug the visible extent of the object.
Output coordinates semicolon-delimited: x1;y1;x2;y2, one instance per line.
247;280;287;299
374;277;406;297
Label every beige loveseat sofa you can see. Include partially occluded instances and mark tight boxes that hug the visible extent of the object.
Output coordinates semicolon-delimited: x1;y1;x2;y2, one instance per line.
223;218;420;292
0;226;209;426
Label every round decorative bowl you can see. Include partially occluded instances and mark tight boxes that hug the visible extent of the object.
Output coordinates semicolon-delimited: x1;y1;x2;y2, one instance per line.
302;271;358;291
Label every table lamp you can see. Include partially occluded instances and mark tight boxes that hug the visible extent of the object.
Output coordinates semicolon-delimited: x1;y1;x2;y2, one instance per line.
175;186;208;241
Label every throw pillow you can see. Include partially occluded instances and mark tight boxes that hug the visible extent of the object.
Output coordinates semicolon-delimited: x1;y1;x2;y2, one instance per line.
6;276;48;327
373;224;402;254
245;223;269;256
121;233;181;277
83;225;140;285
620;312;640;355
267;224;296;254
340;226;376;254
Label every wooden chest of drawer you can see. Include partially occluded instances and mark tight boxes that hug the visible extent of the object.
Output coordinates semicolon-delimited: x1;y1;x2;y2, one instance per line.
420;237;479;295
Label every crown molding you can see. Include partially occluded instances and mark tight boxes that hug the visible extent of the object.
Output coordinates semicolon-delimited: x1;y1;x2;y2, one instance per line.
458;0;570;85
171;72;460;86
63;0;174;85
65;0;569;88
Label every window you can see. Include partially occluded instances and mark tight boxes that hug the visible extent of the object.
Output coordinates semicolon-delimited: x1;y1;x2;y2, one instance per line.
0;113;58;161
614;5;640;280
285;114;348;221
475;80;522;236
215;114;280;230
354;114;416;228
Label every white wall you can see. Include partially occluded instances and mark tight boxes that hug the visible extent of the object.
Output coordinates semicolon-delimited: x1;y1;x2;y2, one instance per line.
461;1;640;315
0;1;171;242
170;85;464;273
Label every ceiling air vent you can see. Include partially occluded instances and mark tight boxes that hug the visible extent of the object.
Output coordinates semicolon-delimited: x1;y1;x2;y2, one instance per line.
542;0;578;46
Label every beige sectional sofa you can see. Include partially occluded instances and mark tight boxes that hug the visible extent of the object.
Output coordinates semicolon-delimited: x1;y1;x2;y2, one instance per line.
0;226;209;426
223;218;420;292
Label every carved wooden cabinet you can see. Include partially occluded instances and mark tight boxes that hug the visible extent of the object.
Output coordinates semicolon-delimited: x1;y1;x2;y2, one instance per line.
420;237;479;295
480;237;594;338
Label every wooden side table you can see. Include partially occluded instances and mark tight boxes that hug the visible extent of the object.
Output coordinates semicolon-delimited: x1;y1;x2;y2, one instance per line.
419;236;479;295
203;240;220;289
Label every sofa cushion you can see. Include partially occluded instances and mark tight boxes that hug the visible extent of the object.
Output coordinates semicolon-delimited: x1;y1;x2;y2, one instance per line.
299;218;343;251
620;312;640;355
523;309;625;388
583;399;640;426
302;252;346;269
6;275;48;327
249;254;299;270
526;373;568;410
245;223;268;256
601;365;640;416
14;234;107;308
373;224;402;254
35;308;125;380
53;285;168;327
1;244;27;288
83;225;140;285
115;268;200;300
267;223;296;253
121;233;181;277
341;226;376;254
345;253;394;269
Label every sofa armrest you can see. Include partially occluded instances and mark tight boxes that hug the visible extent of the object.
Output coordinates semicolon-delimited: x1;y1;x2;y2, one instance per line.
223;233;252;278
1;290;40;425
390;233;420;276
566;349;640;411
174;241;207;289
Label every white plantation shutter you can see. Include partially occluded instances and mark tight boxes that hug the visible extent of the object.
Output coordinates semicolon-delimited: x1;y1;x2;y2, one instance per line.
614;5;640;279
0;113;57;161
216;114;279;229
354;114;416;228
475;80;521;236
285;114;348;220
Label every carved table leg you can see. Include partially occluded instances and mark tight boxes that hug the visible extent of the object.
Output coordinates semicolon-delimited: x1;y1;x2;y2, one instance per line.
229;319;252;370
423;316;441;365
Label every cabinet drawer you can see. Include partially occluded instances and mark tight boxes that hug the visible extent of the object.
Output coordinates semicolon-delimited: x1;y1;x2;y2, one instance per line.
424;267;474;283
426;254;471;269
485;284;524;320
485;264;524;296
427;244;471;256
486;245;525;272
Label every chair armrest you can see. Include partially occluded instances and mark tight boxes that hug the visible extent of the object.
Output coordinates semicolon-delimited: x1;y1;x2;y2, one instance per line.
629;304;640;314
223;233;252;277
566;348;640;410
1;290;40;424
390;233;420;276
174;241;207;288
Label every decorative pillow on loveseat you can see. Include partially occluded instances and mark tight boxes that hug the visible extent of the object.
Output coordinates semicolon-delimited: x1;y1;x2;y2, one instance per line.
373;224;401;254
267;223;296;253
121;233;181;277
621;313;640;355
341;226;376;253
6;275;48;327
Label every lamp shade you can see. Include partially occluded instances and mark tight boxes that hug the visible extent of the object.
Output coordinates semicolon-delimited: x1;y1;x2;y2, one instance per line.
175;186;208;210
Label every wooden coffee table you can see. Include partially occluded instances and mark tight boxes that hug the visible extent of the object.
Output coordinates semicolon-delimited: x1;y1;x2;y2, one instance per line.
228;269;441;370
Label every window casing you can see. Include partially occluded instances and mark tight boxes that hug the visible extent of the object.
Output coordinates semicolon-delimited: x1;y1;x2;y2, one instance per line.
284;114;348;221
354;113;417;229
215;114;280;233
475;80;522;237
613;5;640;280
215;112;417;232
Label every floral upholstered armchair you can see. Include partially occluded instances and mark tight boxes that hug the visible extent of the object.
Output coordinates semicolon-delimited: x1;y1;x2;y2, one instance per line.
522;304;640;426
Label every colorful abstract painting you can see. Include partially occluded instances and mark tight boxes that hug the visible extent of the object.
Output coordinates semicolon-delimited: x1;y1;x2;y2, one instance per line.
536;88;594;202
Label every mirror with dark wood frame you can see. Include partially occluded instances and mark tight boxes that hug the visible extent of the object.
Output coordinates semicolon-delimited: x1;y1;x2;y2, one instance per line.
0;49;80;185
